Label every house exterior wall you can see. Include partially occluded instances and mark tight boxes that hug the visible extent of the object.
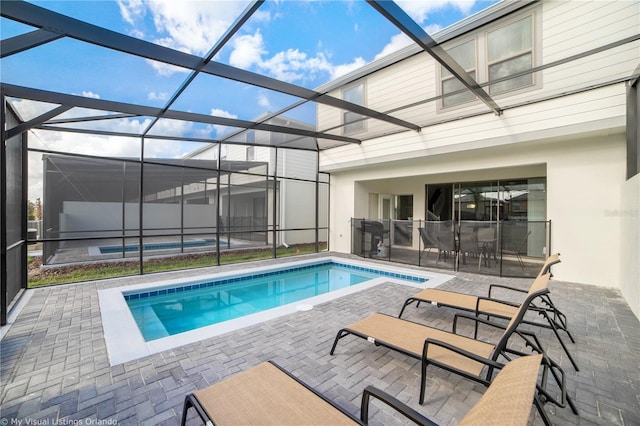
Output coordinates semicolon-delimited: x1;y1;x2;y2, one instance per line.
327;130;626;287
184;127;324;246
620;174;640;319
319;0;636;297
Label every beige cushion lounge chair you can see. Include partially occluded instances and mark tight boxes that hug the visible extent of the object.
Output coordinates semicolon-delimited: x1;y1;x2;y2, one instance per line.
398;253;578;372
330;273;578;426
181;355;544;426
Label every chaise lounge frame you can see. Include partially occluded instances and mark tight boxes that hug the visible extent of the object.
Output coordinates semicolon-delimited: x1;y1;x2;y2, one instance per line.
398;253;578;371
330;273;578;426
181;355;544;426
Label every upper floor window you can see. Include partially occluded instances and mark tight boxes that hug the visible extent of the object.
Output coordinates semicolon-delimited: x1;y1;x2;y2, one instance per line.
343;83;365;134
441;39;477;108
246;131;255;161
487;16;533;95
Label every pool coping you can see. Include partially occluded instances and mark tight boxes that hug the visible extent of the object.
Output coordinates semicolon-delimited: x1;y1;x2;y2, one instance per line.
98;256;454;365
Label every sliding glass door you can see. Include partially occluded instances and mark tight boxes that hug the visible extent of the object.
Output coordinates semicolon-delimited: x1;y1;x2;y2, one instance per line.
425;178;548;270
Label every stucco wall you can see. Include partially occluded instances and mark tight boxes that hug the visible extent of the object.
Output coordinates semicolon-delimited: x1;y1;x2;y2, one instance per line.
620;174;640;319
327;132;627;290
545;135;626;287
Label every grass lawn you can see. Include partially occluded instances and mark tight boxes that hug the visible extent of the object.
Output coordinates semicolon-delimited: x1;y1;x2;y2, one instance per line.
28;243;326;287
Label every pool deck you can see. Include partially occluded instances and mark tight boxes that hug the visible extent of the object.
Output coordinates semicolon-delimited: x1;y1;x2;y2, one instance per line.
1;253;639;425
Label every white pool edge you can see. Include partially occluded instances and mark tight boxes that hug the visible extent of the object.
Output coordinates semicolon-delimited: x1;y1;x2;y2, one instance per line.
98;257;454;366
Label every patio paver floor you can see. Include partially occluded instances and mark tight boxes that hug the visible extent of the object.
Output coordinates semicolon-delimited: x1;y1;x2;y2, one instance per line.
1;253;638;425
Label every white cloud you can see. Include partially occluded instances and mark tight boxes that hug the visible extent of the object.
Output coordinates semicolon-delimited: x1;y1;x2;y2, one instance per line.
147;0;250;56
227;29;336;84
148;91;169;101
210;108;238;136
261;49;331;82
81;91;101;99
374;33;413;61
257;93;272;110
229;31;266;70
119;0;252;76
117;0;145;26
397;0;476;23
331;57;367;80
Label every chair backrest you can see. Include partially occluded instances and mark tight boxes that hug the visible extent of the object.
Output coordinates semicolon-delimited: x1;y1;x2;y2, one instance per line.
458;227;478;253
492;273;551;359
437;229;456;251
418;227;438;249
539;253;561;277
459;354;543;425
477;227;495;241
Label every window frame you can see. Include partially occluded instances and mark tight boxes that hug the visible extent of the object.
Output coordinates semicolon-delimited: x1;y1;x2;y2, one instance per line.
342;82;366;135
435;6;541;112
439;37;478;109
486;14;536;96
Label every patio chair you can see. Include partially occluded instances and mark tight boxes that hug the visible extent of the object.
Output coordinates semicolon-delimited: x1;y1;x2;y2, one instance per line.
502;229;532;271
398;253;580;364
181;355;544;426
458;225;480;266
418;226;439;262
436;228;457;265
330;273;578;426
476;227;496;268
398;253;578;371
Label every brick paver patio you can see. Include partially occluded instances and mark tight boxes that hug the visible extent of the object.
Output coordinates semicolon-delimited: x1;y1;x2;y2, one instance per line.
1;253;638;425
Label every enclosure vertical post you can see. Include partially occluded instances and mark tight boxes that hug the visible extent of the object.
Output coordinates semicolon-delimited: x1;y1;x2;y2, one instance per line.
273;147;278;258
1;93;8;326
180;166;185;253
139;137;144;275
20;114;28;295
315;151;319;253
121;162;126;259
264;161;269;247
216;144;221;266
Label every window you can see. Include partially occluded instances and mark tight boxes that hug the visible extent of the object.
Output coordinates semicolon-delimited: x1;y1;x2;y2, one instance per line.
441;39;476;108
487;16;533;95
246;131;255;161
343;83;365;134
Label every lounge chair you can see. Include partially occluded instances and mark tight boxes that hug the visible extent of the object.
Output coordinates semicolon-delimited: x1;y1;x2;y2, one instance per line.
181;355;544;426
398;253;578;371
330;273;578;426
502;229;532;271
418;226;439;262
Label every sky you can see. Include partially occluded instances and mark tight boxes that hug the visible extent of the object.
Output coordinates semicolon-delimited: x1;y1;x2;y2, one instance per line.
1;0;500;199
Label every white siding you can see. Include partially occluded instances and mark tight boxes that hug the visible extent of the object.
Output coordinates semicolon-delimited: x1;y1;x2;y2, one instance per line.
321;84;626;171
317;0;638;141
320;0;637;295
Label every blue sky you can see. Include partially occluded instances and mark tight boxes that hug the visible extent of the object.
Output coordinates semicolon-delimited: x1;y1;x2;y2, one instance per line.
3;1;499;122
2;0;499;199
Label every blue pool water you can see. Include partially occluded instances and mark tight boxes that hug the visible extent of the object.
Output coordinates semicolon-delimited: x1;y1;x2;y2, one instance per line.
124;261;426;341
99;238;224;254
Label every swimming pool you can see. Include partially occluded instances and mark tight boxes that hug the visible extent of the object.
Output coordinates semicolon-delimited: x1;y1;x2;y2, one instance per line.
97;238;224;254
98;256;453;365
125;261;425;341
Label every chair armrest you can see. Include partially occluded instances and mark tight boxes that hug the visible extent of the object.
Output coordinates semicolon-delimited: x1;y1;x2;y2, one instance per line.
453;312;507;335
360;386;437;426
476;295;520;309
422;338;505;372
488;284;527;298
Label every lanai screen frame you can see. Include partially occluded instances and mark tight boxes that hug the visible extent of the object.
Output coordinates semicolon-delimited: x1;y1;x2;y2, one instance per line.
2;0;639;325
